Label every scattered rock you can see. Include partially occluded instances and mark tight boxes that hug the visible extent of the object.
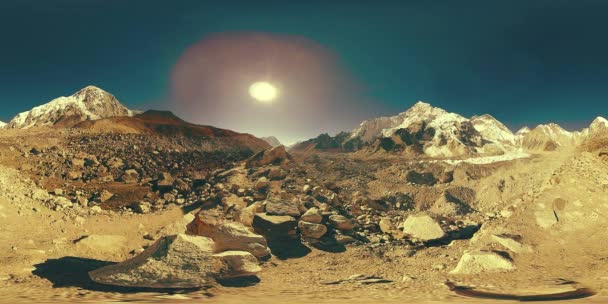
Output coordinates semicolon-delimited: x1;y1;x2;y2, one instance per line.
89;234;223;288
213;251;261;279
298;221;328;239
450;251;515;274
402;213;446;241
329;215;356;231
300;207;323;224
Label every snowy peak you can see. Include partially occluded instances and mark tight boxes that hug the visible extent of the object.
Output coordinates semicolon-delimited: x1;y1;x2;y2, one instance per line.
470;114;515;145
589;116;608;135
0;121;5;129
7;86;133;129
348;101;484;157
515;126;531;136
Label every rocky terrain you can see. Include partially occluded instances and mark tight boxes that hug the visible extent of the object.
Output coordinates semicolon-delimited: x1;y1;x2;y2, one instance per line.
1;90;607;303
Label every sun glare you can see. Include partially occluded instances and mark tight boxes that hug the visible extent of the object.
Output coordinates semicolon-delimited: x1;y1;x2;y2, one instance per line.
249;81;278;102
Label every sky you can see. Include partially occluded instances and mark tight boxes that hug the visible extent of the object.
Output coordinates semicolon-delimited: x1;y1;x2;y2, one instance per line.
1;0;607;144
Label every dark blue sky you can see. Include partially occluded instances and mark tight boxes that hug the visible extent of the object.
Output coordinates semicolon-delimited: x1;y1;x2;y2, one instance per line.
1;0;607;140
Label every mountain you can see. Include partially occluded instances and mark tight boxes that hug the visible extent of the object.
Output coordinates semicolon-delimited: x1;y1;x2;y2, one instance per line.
6;86;134;129
470;114;516;145
0;121;5;129
520;123;578;151
589;116;608;137
74;110;270;153
261;136;282;147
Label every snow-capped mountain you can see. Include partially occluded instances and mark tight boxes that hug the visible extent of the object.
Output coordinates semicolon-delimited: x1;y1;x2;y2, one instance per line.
347;101;487;157
520;123;578;151
589;116;608;136
470;114;516;145
0;121;6;129
7;86;134;129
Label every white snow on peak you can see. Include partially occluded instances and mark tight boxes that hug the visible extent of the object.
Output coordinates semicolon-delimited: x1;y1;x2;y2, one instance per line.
350;101;467;142
515;126;531;136
7;86;132;129
470;114;515;144
0;121;6;129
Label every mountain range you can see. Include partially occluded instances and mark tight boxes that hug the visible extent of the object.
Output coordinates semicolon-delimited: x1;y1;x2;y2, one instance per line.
292;101;607;157
2;86;606;159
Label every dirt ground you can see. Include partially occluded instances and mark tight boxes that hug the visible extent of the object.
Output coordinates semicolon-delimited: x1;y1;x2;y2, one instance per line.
1;130;608;303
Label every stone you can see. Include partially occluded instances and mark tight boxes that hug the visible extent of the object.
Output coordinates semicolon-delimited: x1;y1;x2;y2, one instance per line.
89;234;223;288
213;251;261;279
52;197;73;209
173;178;190;193
450;251;515;274
67;171;82;180
246;145;290;168
298;221;327;239
402;213;446;241
265;199;300;217
155;172;174;192
329;215;356;231
121;169;139;184
53;188;63;196
221;195;248;212
300;207;323;224
491;234;532;254
405;170;437;186
252;213;297;238
254;177;270;191
131;201;151;214
187;210;270;259
99;190;114;203
237;202;265;227
267;167;286;180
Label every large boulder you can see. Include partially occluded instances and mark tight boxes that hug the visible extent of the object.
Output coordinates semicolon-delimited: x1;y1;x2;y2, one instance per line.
252;213;297;238
450;251;515;274
265;199;301;217
402;213;446;241
298;221;328;239
89;234;223;288
329;215;356;231
246;145;291;168
187;209;270;259
300;207;323;224
213;251;261;279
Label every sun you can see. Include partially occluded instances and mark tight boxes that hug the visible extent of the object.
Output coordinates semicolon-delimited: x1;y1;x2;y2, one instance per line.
249;81;278;102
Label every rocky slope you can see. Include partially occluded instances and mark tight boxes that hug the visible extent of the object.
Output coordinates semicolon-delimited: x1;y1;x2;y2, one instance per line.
73;110;270;153
6;86;134;129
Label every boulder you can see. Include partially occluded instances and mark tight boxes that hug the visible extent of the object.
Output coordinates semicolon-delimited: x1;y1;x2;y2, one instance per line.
450;251;515;274
237;202;264;226
300;207;323;224
265;199;300;217
252;213;297;238
187;210;270;259
246;145;290;168
254;177;270;191
298;221;327;239
89;234;223;288
155;172;174;192
213;251;261;279
121;169;139;184
402;213;446;241
405;170;437;186
329;215;356;231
